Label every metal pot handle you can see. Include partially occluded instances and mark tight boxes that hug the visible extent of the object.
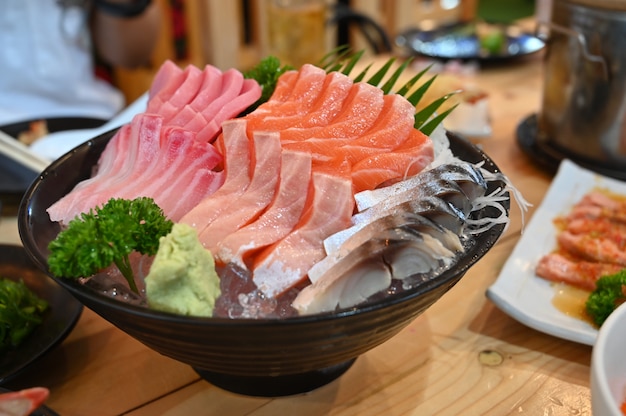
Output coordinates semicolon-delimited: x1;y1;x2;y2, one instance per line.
536;20;609;80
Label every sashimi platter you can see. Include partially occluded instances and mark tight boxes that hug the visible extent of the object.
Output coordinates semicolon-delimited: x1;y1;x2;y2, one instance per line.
18;52;516;395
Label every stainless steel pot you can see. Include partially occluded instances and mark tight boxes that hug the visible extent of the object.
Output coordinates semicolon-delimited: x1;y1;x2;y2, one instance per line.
538;0;626;174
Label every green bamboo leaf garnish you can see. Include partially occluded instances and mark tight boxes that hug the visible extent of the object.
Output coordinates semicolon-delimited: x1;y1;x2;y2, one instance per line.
396;65;431;96
365;57;396;87
339;50;364;76
420;104;458;136
405;75;438;107
318;45;352;71
321;48;459;133
414;91;460;129
351;63;373;83
380;57;414;94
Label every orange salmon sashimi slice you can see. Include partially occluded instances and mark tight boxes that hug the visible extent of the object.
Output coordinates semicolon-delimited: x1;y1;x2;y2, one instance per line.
199;131;282;254
256;64;328;117
536;252;624;292
280;93;416;166
350;129;435;192
536;189;626;291
245;70;354;133
277;82;385;143
215;150;313;268
179;119;252;233
252;172;354;298
244;64;436;197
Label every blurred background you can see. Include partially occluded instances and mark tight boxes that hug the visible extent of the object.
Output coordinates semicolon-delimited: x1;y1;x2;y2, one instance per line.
112;0;537;103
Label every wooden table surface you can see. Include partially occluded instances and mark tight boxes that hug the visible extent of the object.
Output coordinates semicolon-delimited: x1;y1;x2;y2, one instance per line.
0;50;596;415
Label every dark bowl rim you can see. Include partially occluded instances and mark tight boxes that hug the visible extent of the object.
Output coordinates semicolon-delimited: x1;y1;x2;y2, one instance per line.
18;127;508;327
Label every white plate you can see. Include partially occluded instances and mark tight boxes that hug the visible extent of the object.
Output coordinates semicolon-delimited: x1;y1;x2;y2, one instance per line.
29;93;148;161
486;159;626;346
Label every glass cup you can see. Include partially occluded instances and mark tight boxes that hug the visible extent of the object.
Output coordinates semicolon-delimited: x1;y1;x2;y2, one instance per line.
265;0;327;68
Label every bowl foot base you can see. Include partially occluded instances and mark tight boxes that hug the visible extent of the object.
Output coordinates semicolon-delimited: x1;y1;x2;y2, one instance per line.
194;358;356;397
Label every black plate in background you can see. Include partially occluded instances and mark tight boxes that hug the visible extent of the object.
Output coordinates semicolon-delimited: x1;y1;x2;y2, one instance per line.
0;244;83;385
0;153;39;214
516;113;626;181
0;117;105;140
396;23;545;61
0;117;106;214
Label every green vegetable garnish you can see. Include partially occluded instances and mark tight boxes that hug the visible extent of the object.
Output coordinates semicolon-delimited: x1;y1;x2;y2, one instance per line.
0;277;48;350
480;30;505;55
47;197;174;294
318;46;458;136
585;269;626;327
243;56;294;114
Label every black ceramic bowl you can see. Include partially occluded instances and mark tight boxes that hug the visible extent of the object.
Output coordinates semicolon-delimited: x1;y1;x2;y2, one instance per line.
18;128;509;397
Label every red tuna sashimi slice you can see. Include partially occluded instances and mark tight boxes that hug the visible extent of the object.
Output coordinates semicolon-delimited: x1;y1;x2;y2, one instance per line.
147;60;186;112
180;68;245;139
198;131;282;253
168;65;204;107
278;82;385;143
195;78;262;143
166;65;225;128
47;114;163;224
216;150;312;268
114;126;195;198
245;71;354;133
194;69;244;119
189;64;227;110
252;172;354;298
179;119;252;233
148;59;183;101
152;68;204;125
350;129;434;192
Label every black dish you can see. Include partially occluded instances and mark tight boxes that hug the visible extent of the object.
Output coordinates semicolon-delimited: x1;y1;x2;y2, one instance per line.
517;114;626;181
0;244;83;385
18;128;509;397
0;117;106;140
0;117;106;214
0;154;39;215
396;23;545;62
